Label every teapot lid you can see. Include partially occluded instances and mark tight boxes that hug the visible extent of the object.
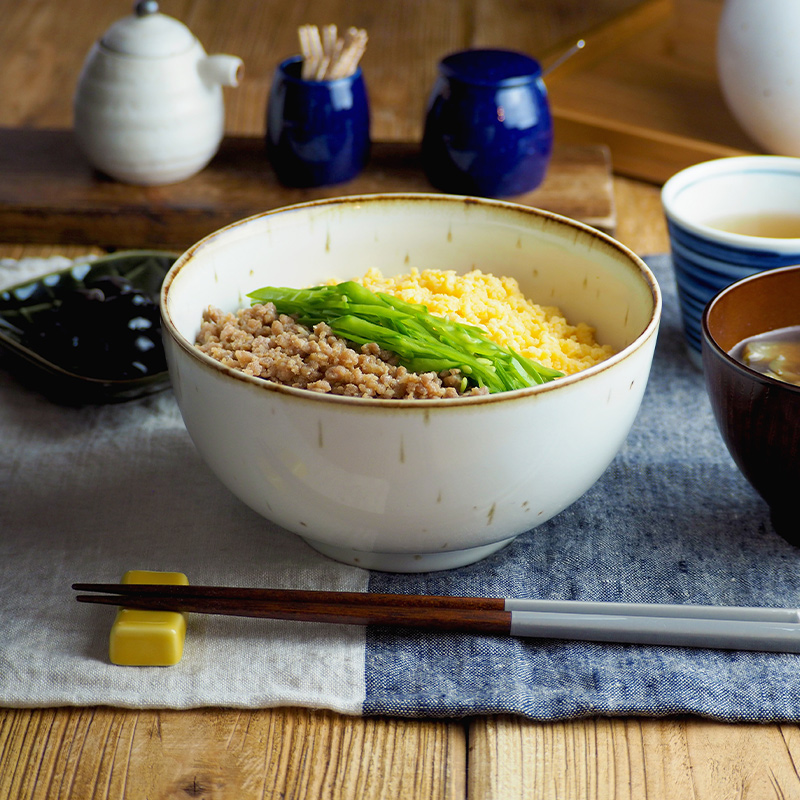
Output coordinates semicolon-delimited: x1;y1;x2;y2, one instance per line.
101;1;196;57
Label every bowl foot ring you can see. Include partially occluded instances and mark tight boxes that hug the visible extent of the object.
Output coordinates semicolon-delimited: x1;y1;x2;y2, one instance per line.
301;536;517;572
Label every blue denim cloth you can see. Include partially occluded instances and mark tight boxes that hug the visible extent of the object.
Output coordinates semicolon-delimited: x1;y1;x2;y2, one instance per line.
364;255;800;721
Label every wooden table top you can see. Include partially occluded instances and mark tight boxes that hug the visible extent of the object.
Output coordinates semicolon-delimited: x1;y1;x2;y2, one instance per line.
2;2;798;798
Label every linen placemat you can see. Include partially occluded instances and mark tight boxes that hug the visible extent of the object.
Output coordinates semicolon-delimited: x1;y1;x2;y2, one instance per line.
2;254;799;721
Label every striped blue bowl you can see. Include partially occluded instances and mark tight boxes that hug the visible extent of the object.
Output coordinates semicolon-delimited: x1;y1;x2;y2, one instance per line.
662;156;800;367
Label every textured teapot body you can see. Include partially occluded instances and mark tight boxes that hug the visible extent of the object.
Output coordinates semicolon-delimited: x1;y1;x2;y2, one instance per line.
73;6;242;185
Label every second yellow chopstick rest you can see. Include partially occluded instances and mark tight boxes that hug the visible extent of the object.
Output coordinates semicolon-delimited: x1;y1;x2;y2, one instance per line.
109;569;188;666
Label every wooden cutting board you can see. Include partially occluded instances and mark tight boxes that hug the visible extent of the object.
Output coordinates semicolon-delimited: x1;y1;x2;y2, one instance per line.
1;128;615;250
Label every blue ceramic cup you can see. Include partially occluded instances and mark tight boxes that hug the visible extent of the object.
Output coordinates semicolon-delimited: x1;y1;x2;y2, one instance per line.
266;56;370;188
422;48;553;198
662;156;800;368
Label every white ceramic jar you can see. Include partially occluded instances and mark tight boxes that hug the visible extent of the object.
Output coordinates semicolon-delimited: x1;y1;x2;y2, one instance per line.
73;0;243;185
717;0;800;156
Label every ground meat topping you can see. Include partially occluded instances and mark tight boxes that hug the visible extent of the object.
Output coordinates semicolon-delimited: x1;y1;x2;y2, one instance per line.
196;303;488;399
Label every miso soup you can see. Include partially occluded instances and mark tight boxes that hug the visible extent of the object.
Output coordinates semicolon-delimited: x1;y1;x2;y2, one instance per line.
730;326;800;386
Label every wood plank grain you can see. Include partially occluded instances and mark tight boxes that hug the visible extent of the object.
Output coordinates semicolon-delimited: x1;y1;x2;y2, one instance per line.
612;175;670;254
545;0;765;183
0;0;121;128
0;178;661;263
0;707;466;800
0;129;615;249
0;0;641;142
474;0;646;56
467;716;800;799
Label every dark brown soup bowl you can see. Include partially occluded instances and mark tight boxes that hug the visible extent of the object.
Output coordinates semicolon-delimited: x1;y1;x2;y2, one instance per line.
701;264;800;543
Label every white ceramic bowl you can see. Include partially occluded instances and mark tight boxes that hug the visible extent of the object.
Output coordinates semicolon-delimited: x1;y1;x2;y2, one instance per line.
161;194;661;572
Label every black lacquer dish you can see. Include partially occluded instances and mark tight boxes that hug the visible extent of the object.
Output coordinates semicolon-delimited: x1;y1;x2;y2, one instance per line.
0;250;177;404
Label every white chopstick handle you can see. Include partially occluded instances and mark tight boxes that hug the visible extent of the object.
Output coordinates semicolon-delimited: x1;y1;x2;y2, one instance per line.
504;598;800;623
509;611;800;653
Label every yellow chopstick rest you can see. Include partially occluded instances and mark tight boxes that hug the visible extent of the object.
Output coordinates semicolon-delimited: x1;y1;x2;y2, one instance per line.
109;570;188;666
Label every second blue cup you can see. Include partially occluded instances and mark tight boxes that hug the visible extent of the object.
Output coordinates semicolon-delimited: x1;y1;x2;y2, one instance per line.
422;49;553;198
266;56;371;188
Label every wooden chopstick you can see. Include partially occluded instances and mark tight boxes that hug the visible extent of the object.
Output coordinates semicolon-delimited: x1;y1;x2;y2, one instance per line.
72;583;504;609
298;23;368;81
73;583;510;633
72;584;800;652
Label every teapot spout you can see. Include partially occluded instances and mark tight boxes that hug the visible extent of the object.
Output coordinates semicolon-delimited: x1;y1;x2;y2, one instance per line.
199;54;244;87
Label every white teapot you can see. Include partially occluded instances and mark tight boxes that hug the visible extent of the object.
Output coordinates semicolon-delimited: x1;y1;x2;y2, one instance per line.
73;0;244;185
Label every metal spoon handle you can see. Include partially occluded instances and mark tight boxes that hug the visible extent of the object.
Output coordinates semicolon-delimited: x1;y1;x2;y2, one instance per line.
542;39;585;78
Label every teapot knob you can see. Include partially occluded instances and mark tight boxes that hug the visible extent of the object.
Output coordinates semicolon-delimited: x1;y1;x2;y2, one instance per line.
135;0;159;16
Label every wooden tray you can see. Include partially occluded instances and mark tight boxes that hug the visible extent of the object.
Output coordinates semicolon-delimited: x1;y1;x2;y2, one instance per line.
545;0;763;184
1;128;614;251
